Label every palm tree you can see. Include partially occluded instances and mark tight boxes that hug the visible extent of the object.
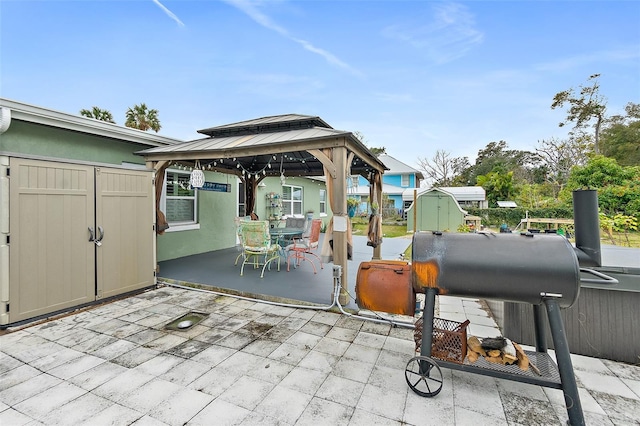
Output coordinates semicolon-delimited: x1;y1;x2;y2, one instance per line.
125;103;161;132
79;106;115;123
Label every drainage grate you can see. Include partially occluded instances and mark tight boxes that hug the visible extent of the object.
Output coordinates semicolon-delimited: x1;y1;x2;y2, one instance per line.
165;312;208;331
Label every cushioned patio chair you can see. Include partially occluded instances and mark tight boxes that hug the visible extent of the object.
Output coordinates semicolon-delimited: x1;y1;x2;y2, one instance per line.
286;219;324;273
236;220;281;278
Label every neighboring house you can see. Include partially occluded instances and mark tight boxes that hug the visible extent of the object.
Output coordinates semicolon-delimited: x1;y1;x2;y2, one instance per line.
350;154;423;215
0;98;181;326
403;186;488;210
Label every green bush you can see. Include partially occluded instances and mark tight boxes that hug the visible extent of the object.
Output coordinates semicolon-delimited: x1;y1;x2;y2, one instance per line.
466;207;574;228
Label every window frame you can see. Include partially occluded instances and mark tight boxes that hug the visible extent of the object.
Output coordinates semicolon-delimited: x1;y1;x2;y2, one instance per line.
162;169;200;232
281;184;303;216
401;174;410;187
319;188;327;216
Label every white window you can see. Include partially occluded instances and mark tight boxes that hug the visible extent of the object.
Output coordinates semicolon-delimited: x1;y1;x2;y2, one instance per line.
164;170;198;229
238;181;246;217
319;189;326;214
282;185;303;216
401;174;410;187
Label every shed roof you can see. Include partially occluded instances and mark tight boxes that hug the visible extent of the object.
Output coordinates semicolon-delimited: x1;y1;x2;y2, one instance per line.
402;185;485;201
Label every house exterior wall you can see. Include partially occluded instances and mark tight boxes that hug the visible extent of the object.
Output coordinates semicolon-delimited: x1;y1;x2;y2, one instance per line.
1;120;149;166
156;171;239;262
254;176;330;223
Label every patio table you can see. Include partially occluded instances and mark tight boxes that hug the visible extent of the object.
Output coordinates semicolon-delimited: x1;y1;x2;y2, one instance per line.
270;227;303;256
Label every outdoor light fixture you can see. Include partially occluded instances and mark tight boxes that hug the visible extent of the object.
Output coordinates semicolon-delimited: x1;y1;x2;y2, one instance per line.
190;160;205;188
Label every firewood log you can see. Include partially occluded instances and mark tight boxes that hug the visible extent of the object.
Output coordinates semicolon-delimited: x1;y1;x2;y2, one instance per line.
513;341;529;371
487;349;501;358
467;336;487;356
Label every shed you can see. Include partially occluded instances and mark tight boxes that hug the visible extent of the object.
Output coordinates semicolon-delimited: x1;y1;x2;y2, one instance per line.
406;188;467;232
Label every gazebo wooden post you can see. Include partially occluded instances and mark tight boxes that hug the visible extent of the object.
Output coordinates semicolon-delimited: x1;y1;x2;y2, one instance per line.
333;146;349;305
372;170;383;260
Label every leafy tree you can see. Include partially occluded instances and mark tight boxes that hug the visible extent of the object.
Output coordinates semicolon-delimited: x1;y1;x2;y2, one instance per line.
416;150;469;186
476;167;516;207
561;155;640;218
600;102;640;166
125;103;161;132
368;147;387;157
353;131;386;157
460;141;538;186
551;74;607;154
80;106;115;123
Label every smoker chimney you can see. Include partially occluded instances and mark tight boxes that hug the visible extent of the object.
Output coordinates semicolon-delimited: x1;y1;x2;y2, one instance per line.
573;189;601;267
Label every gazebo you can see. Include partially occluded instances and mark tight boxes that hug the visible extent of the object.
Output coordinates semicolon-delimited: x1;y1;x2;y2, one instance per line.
138;114;388;304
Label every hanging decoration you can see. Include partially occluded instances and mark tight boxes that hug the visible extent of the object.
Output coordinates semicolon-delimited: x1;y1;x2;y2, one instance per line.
279;155;286;186
189;160;205;188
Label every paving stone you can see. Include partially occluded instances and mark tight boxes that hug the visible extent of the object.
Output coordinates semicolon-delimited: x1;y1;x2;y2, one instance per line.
297;396;353;425
279;366;329;396
188;398;251;426
13;382;86;421
91;338;139;360
0;365;41;392
316;374;365;407
119;378;183;414
134;353;185;377
218;375;276;410
111;346;160;368
84;403;143;425
48;354;106;380
147;388;213;426
159;358;211;386
0;372;61;406
40;392;113;425
68;361;128;391
254;384;313;424
164;339;211;358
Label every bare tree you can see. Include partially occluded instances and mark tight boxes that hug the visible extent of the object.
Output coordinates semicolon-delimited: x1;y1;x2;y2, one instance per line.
551;74;607;153
535;136;591;196
417;150;469;186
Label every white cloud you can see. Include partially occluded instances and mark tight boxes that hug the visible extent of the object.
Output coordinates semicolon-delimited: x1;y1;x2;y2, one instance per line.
152;0;185;27
222;0;363;77
382;2;483;64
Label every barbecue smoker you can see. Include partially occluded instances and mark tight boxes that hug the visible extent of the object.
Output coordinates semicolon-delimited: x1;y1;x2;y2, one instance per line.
357;190;615;426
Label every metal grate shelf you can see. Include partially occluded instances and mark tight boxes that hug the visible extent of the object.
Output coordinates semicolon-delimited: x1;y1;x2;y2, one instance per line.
433;350;562;389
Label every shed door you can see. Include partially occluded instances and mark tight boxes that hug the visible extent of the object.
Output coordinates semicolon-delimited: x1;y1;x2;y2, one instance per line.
9;159;95;322
96;167;154;299
8;159;155;323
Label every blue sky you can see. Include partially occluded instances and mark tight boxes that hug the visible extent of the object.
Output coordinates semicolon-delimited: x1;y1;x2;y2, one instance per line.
1;0;639;170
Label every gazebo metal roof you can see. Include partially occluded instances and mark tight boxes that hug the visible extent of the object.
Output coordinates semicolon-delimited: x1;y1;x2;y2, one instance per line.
138;114;387;179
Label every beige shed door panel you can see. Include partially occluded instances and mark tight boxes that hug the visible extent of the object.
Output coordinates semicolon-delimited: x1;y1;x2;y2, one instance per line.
95;167;154;299
9;159;95;322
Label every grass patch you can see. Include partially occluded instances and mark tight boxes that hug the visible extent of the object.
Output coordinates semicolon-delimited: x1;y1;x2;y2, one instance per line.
350;217;410;238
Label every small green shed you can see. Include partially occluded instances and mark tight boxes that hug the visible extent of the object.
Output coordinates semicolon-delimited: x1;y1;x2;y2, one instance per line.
406;188;466;232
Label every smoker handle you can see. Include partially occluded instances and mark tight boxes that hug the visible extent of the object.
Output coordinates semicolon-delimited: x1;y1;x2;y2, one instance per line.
579;268;619;285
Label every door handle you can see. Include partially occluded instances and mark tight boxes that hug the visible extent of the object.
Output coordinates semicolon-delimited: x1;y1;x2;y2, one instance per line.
88;227;95;242
95;226;104;246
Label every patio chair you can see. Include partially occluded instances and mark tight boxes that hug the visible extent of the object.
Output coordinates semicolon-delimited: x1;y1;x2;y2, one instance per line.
286;219;324;273
237;220;281;278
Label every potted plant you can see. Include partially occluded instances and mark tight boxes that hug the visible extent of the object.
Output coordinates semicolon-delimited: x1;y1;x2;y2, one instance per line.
347;198;358;217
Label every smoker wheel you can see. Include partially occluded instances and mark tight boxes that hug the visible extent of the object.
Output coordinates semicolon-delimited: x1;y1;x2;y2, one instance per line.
405;356;443;397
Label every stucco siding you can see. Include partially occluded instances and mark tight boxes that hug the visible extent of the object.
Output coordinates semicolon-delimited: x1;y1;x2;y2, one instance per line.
1;120;149;166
